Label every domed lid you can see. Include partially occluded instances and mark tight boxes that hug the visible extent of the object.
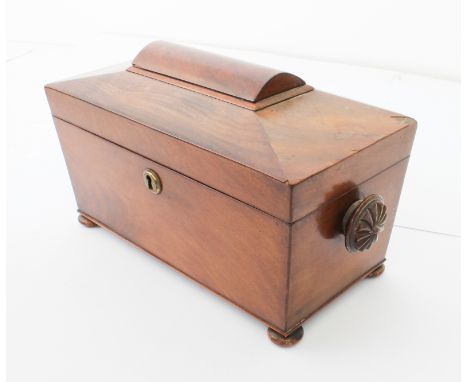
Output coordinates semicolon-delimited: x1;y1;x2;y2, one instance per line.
131;41;311;108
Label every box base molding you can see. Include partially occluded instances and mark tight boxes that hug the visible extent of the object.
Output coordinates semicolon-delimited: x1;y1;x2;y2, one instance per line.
76;211;386;346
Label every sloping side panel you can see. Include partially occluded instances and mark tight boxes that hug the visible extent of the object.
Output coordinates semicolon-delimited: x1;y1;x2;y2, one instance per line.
287;159;409;332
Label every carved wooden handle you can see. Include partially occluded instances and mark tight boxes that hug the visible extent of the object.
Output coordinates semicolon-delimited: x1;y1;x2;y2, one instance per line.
342;194;388;253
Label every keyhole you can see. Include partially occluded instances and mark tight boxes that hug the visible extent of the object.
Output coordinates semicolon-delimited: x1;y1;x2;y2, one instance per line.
143;169;162;195
146;174;153;190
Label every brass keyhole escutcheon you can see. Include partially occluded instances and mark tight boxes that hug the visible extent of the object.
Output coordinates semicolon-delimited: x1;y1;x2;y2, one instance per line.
143;169;162;195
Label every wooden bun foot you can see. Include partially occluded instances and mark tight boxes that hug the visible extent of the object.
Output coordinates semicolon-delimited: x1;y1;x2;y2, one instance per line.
267;326;304;347
78;214;98;228
366;264;385;279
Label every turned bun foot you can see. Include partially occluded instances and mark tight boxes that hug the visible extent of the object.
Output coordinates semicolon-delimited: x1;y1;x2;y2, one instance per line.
78;214;98;228
267;326;304;347
366;264;385;278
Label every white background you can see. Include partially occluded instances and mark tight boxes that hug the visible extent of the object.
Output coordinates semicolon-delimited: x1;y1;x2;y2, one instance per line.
5;1;461;381
7;0;460;80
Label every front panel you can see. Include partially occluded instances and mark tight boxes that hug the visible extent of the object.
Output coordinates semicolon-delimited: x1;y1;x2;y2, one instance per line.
54;117;290;331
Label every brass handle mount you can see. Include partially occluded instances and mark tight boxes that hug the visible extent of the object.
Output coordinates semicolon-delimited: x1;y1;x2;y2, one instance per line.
342;194;387;253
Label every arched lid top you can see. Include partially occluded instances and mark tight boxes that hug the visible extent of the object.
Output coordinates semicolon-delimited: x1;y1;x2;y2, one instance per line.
132;41;306;102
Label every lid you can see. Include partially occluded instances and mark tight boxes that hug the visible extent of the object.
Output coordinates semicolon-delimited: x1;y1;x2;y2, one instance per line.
129;41;313;110
45;41;416;223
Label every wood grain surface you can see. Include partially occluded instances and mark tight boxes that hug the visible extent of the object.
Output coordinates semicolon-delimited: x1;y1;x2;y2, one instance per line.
132;41;305;102
287;158;410;331
45;43;416;336
45;87;292;221
127;66;313;111
52;116;411;333
45;69;416;222
54;117;290;331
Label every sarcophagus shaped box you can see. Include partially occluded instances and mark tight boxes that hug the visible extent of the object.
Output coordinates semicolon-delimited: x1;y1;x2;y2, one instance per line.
45;41;416;346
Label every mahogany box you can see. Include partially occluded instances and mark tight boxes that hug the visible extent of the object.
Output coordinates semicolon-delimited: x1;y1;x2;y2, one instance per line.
45;41;416;347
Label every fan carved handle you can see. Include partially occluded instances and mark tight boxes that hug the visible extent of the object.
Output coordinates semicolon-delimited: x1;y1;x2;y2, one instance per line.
342;194;388;253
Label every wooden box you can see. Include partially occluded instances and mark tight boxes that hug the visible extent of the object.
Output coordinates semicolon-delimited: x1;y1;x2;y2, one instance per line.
45;41;416;346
